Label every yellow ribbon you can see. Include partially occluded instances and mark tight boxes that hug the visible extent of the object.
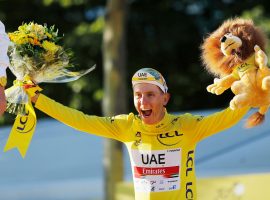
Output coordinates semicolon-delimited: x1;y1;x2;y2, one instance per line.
4;76;37;158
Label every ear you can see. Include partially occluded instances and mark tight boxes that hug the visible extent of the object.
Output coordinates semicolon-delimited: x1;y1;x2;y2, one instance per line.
163;93;170;106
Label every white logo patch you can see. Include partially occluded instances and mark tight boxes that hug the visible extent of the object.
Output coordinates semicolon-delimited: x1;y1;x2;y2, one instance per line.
130;148;181;193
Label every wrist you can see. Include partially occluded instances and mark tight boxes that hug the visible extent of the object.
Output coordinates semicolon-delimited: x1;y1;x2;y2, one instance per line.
31;93;40;104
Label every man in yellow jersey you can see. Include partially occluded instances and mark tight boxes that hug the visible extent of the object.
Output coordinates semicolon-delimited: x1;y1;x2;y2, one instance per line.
0;21;9;115
27;67;249;200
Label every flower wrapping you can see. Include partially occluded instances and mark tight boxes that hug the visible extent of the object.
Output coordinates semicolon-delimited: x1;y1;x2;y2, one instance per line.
4;22;95;157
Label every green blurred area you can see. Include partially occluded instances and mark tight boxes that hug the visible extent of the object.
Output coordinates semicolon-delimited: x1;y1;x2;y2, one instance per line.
1;0;270;124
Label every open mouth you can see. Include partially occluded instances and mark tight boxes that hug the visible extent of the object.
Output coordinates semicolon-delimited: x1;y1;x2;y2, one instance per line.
141;109;152;118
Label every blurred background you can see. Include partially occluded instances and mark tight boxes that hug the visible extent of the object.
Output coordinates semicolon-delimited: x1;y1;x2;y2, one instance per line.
1;0;270;199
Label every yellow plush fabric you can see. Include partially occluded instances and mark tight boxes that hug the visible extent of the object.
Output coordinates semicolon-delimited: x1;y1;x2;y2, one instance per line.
201;18;270;127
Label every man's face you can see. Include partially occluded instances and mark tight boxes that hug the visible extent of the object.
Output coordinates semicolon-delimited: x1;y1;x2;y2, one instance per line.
133;83;170;125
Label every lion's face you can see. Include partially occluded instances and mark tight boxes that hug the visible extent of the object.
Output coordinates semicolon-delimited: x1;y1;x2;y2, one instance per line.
201;18;267;77
220;33;242;56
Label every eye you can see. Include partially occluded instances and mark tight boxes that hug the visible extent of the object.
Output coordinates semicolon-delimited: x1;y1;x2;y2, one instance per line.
134;93;141;99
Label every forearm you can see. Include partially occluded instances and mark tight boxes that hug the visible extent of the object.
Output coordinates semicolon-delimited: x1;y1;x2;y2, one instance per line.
195;106;249;142
34;94;125;140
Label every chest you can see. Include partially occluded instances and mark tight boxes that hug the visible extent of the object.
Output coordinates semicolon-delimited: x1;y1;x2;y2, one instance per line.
125;128;193;170
235;62;257;79
130;130;187;150
125;130;194;194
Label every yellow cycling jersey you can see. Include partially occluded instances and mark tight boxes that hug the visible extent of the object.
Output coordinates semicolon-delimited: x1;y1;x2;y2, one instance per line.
35;94;249;200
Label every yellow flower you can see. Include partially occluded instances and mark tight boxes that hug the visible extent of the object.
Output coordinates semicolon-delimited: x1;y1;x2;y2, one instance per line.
28;23;45;35
45;32;52;39
28;37;41;46
18;23;27;33
42;40;60;53
8;32;28;45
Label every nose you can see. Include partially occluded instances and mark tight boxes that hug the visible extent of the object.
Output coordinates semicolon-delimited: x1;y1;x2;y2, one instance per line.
140;95;148;105
220;36;227;43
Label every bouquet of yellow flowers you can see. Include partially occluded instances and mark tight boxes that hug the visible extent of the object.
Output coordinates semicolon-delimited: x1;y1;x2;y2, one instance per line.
6;22;95;114
4;22;95;157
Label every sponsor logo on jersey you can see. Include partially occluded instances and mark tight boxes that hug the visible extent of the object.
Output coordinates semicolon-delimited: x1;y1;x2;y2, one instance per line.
131;148;181;193
171;117;179;125
186;150;194;199
134;131;142;146
157;131;183;146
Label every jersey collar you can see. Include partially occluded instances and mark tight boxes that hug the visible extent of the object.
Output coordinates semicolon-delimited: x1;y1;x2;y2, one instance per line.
139;110;172;134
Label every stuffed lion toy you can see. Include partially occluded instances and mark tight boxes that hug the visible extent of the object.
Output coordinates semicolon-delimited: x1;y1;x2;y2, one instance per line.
201;18;270;128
